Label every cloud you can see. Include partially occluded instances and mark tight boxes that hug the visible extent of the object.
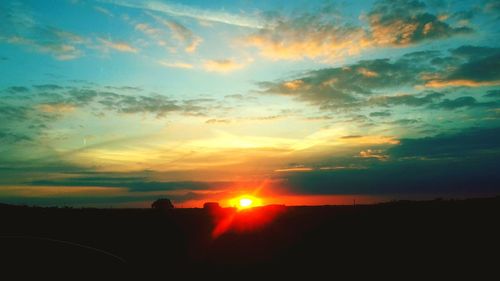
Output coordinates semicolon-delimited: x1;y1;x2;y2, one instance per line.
104;86;142;92
484;0;500;19
430;96;499;110
158;60;194;69
338;135;400;145
104;94;181;117
94;6;114;17
101;0;264;28
0;100;55;154
368;92;445;107
5;86;30;94
388;119;421;126
0;131;32;143
0;103;32;121
97;38;138;53
367;0;473;46
358;67;379;77
245;0;473;61
258;54;434;108
424;80;500;88
259;46;500;112
205;119;231;124
389;126;500;158
244;11;367;61
275;167;313;172
278;156;500;195
435;96;478;109
485;90;500;98
358;149;388;160
3;32;84;61
33;84;64;91
29;176;230;192
135;22;162;37
423;45;500;88
448;52;500;83
369;111;391;117
203;59;245;73
133;21;174;50
150;14;202;52
37;103;76;113
1;82;224;121
0;2;86;60
275;127;500;196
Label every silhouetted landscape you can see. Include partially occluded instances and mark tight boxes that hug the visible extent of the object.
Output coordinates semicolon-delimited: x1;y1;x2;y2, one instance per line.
2;197;499;277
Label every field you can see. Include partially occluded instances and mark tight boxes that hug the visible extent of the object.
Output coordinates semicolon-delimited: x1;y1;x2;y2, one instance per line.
1;197;499;278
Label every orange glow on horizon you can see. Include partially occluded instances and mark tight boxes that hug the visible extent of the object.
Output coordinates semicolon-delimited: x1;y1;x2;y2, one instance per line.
229;195;262;210
176;194;390;209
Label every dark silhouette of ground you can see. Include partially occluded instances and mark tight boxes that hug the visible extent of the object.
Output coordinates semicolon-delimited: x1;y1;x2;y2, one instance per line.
0;197;498;278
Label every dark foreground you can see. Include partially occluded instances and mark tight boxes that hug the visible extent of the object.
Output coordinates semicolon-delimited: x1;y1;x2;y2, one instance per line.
1;197;499;278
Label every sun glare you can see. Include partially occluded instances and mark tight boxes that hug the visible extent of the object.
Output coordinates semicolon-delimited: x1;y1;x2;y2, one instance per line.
239;198;253;208
230;195;262;210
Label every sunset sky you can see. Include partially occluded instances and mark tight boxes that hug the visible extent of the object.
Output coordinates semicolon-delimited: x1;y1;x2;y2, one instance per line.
1;0;499;207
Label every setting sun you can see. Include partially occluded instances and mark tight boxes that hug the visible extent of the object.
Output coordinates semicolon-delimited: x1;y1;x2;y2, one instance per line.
239;198;253;208
230;195;262;210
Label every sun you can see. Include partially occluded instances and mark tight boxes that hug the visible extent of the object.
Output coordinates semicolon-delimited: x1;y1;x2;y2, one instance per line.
230;195;262;210
239;198;253;208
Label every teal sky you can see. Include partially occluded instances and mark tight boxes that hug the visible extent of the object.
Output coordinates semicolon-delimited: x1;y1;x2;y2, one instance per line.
1;0;499;207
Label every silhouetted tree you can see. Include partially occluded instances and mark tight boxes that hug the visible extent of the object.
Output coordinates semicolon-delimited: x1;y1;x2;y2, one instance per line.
151;198;174;210
203;202;221;211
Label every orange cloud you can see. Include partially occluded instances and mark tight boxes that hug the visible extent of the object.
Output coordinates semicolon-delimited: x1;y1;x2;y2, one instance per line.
424;79;500;88
283;80;304;90
159;60;194;69
358;149;388;160
152;15;202;53
38;103;75;113
98;38;137;53
245;27;368;61
369;17;420;46
339;135;400;145
244;2;471;62
274;167;313;172
135;23;161;36
357;67;379;77
203;59;245;73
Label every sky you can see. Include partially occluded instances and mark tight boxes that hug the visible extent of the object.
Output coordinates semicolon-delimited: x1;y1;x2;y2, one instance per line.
1;0;499;208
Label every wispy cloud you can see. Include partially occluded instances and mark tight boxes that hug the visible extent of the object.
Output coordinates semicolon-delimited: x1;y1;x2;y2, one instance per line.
203;59;245;73
3;31;85;61
97;38;138;53
158;60;194;69
94;6;114;17
150;14;202;53
101;0;264;28
0;2;86;60
135;23;161;37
